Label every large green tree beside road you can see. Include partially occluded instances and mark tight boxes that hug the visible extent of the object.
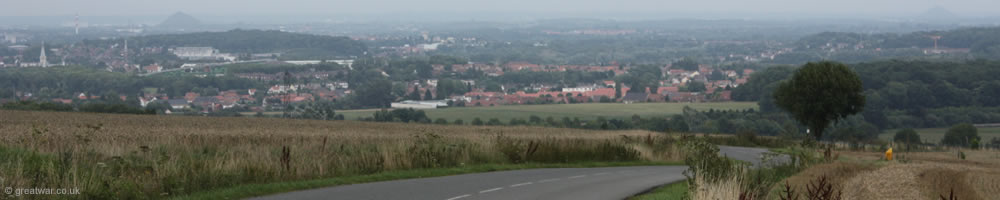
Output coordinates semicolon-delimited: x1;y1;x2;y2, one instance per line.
774;61;866;140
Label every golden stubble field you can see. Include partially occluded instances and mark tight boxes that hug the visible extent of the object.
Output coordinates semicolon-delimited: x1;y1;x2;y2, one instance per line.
780;149;1000;200
0;110;682;199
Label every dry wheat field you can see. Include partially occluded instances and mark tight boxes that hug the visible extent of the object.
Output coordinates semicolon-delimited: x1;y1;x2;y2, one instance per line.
0;110;684;199
777;149;1000;200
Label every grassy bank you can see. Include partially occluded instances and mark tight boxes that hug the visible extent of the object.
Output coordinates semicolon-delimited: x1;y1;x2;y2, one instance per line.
330;102;758;122
631;143;819;200
628;181;688;200
0;110;687;199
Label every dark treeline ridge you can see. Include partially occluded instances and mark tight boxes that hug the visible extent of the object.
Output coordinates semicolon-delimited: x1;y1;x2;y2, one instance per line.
2;100;155;115
735;59;1000;130
766;27;1000;65
0;66;264;99
797;27;1000;52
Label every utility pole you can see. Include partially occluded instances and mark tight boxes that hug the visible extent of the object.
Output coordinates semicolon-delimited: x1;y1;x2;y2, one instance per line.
929;35;942;49
124;38;131;70
282;70;292;118
74;13;79;35
10;80;17;102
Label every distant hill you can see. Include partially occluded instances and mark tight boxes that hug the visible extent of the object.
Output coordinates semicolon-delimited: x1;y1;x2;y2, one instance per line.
158;12;202;29
916;6;960;21
83;29;367;57
797;27;1000;52
773;27;1000;64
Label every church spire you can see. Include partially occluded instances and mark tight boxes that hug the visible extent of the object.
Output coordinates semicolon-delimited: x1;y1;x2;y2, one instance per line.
39;42;48;68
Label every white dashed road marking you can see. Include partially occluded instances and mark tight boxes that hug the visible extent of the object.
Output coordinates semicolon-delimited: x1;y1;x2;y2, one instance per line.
510;182;533;187
446;194;471;200
568;175;587;179
480;187;503;193
539;178;561;183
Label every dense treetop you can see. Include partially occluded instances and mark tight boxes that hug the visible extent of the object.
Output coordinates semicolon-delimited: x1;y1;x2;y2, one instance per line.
0;66;263;98
773;61;866;140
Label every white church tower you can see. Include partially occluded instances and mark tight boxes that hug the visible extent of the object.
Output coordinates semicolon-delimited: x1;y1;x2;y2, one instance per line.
39;42;48;68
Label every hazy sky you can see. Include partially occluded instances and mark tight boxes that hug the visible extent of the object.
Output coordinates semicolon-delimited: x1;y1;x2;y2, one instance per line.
4;0;999;18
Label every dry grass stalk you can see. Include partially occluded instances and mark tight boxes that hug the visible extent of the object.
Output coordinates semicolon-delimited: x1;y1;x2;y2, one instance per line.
940;187;957;200
805;176;842;200
692;167;747;200
780;180;800;200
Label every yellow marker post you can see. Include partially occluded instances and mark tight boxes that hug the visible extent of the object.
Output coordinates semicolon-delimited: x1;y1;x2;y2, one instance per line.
886;148;893;161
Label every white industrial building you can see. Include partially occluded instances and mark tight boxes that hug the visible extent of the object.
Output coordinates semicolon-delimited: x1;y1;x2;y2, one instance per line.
562;87;594;92
172;47;219;60
284;60;322;65
328;59;354;69
391;100;449;109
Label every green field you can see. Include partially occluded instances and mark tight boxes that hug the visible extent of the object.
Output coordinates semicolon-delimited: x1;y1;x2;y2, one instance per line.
334;102;757;122
879;127;1000;144
628;181;688;200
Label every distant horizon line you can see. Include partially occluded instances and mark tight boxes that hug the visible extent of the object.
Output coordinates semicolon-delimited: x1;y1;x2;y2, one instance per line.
0;8;996;18
1;10;999;27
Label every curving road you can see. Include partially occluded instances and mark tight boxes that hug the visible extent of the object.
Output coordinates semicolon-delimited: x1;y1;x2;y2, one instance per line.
251;146;781;200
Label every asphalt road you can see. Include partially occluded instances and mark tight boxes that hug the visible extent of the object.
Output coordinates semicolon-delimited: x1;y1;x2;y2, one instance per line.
718;145;788;167
251;146;781;200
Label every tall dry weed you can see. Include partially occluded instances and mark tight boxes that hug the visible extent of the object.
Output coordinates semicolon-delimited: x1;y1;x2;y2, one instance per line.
691;166;748;200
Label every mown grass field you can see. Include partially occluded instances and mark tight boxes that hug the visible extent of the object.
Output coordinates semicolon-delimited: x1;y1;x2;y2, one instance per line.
878;127;1000;144
333;102;758;122
0;110;687;199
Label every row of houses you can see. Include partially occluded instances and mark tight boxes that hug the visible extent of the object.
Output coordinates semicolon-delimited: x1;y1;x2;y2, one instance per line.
170;47;236;62
147;89;259;112
261;83;352;106
452;86;732;107
429;62;630;77
235;71;346;82
402;64;749;107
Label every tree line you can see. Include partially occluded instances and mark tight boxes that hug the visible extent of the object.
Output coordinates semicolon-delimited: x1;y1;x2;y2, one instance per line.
735;59;1000;132
357;106;810;139
0;66;264;100
2;100;155;115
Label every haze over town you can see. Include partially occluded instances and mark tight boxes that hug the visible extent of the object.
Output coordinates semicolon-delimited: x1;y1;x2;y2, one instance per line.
3;0;1000;24
2;0;1000;200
